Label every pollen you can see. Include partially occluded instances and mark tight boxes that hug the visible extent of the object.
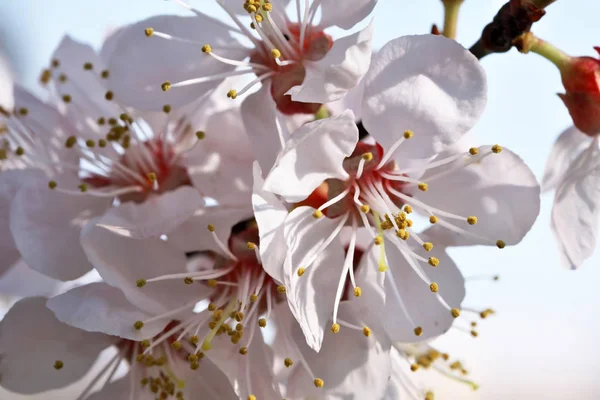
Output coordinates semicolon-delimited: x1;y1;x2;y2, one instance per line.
262;2;273;10
161;81;171;91
410;364;419;372
247;242;257;250
227;89;237;99
62;94;72;103
271;48;281;58
491;144;502;153
361;152;373;161
496;240;506;249
15;147;25;156
451;308;461;318
374;235;384;245
208;279;218;287
258;318;267;327
277;285;286;293
208;303;217;311
423;242;433;252
414;326;423;336
105;91;114;101
98;139;107;148
184;277;194;285
404;130;414;139
144;28;154;37
284;358;293;367
428;257;440;267
239;347;248;355
171;341;182;350
248;396;257;400
467;216;478;225
429;282;439;292
48;181;57;190
361;205;370;213
101;70;109;79
404;205;413;214
354;287;362;297
250;294;258;302
471;330;479;338
297;267;305;277
163;105;172;113
53;360;64;370
133;321;144;330
314;378;324;388
78;183;88;193
207;224;216;232
136;279;147;288
363;327;371;337
85;139;95;148
83;62;93;70
429;215;438;224
425;391;435;400
418;183;428;191
189;335;199;345
469;147;479;155
331;323;341;333
196;131;205;140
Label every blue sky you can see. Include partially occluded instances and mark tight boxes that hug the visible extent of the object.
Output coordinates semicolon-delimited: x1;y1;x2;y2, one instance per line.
1;0;599;398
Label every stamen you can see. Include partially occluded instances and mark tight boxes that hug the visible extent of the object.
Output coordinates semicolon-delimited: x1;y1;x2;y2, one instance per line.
207;224;239;261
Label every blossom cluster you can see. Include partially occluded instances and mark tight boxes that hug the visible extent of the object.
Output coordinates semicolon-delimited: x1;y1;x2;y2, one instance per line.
0;0;595;398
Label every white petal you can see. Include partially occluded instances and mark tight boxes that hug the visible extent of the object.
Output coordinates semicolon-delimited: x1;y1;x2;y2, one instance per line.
97;187;204;239
10;180;109;281
0;259;63;298
106;15;250;110
362;35;487;169
552;141;600;269
287;21;373;104
282;206;346;351
241;84;282;173
0;297;113;394
252;162;288;283
263;110;358;202
47;282;169;340
542;126;593;191
81;223;203;315
0;51;13;109
318;0;377;29
419;146;540;247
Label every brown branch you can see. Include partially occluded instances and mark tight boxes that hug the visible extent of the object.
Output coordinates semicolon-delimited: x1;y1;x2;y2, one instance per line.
468;0;556;59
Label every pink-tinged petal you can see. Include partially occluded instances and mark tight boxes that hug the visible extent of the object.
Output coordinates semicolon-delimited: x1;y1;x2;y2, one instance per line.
0;260;63;298
0;297;114;394
241;84;282;173
287;21;373;104
252;162;288;283
362;35;487;169
282;206;347;351
168;204;253;254
542;126;593;191
184;108;254;205
552;141;600;269
10;180;109;281
318;0;378;29
97;186;204;239
263;110;358;202
47;282;169;341
106;15;250;110
419;146;540;247
81;223;203;315
86;378;146;400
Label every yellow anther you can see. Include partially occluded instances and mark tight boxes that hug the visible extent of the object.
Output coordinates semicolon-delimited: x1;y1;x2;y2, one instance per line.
208;303;217;311
84;139;95;148
422;242;433;252
312;209;323;218
297;267;305;277
136;279;147;288
147;172;157;182
363;326;371;337
239;347;248;355
161;81;171;92
469;147;479;155
14;147;24;156
98;139;107;148
284;357;293;367
78;183;88;193
248;396;257;400
18;107;28;116
491;144;502;153
101;70;109;79
144;28;154;37
360;205;370;213
353;287;362;297
361;152;373;161
105;91;114;101
247;4;257;12
378;263;388;272
374;235;384;245
227;89;237;99
250;22;256;29
496;240;506;249
425;391;435;400
429;215;438;224
184;277;194;285
190;361;200;370
51;59;60;68
62;94;72;103
277;285;286;293
403;205;413;213
189;335;199;345
254;13;263;22
163;105;172;113
404;130;414;139
331;323;340;333
196;131;205;140
53;360;64;370
418;183;428;191
44;179;57;190
314;378;324;388
140;340;150;348
187;354;199;363
258;318;267;327
471;330;478;338
396;229;409;241
471;321;477;327
171;341;182;350
410;364;419;372
247;242;257;250
58;74;67;82
262;2;273;10
451;308;461;318
133;321;144;330
250;294;258;302
83;62;93;71
208;279;218;287
467;216;478;225
235;323;244;332
40;69;52;85
271;48;281;58
235;311;244;322
428;257;440;267
207;224;216;232
414;326;423;336
429;282;439;293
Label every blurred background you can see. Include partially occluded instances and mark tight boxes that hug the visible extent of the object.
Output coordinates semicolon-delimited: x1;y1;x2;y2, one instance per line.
0;0;599;398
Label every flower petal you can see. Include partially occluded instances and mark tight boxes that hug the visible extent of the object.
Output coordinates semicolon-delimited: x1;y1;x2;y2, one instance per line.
105;15;249;110
81;223;203;315
542;126;593;191
0;297;114;394
419;146;540;247
97;186;204;239
0;259;63;298
263;110;358;202
47;282;169;340
0;51;13;109
287;21;373;104
552;141;600;269
318;0;378;29
362;34;487;169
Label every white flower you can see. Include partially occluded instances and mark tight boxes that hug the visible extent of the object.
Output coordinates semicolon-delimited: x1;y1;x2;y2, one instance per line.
104;0;375;117
1;36;252;281
542;126;600;269
253;34;540;350
0;296;237;399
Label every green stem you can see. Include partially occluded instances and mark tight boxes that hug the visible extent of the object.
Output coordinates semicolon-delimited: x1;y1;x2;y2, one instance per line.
442;0;463;39
528;36;571;70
